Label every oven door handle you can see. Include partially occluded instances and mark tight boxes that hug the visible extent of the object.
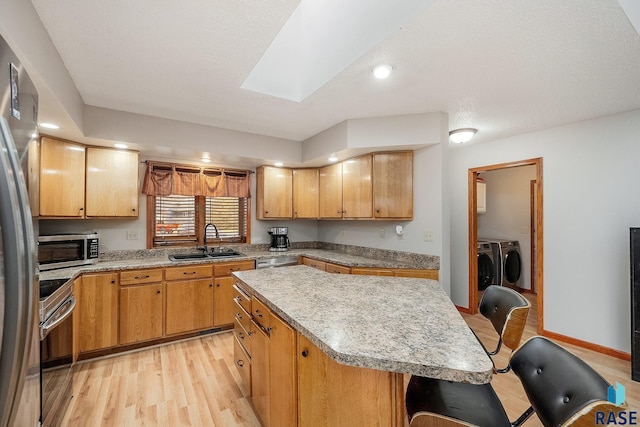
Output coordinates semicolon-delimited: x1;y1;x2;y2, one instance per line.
40;296;76;340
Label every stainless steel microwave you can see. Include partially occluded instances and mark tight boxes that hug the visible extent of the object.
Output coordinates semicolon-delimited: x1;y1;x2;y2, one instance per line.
38;233;99;271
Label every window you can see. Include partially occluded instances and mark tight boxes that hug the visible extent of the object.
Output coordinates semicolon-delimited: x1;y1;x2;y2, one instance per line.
150;195;249;247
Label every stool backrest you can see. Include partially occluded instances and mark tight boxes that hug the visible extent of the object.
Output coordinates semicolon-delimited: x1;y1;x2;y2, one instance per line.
479;285;530;351
510;336;615;427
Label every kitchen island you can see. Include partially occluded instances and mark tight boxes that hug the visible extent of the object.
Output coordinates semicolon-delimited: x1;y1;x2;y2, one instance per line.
233;265;492;427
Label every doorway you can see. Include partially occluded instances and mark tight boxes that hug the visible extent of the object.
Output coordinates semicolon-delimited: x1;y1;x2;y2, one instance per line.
468;158;543;334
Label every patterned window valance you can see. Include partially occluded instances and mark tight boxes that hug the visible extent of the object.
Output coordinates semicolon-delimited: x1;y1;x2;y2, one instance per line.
142;162;251;198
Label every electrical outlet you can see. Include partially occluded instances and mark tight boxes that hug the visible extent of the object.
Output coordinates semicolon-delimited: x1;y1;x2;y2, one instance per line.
423;230;433;242
379;228;385;239
127;230;139;240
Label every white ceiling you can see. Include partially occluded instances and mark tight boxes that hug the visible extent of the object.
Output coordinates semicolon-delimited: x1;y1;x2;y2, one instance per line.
29;0;640;156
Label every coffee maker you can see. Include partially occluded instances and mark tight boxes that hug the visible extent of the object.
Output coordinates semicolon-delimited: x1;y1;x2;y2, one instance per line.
268;227;290;252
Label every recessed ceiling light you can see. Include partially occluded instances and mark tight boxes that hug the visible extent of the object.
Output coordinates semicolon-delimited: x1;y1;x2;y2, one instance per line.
114;143;128;149
328;156;338;162
39;122;59;129
274;162;284;167
201;157;211;163
372;64;393;79
449;128;478;144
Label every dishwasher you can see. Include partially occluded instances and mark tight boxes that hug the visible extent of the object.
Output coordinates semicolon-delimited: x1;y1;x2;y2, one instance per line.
256;255;299;269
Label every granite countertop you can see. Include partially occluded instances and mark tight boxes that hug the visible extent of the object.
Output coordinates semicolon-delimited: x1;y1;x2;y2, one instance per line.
40;246;439;281
233;265;493;384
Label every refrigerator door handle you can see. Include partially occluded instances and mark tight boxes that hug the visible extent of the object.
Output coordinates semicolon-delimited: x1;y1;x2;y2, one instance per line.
0;116;34;427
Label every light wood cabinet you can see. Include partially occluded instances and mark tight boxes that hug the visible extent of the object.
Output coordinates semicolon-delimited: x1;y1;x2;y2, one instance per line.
268;313;297;427
319;163;343;218
39;137;86;217
251;322;270;426
301;257;326;271
293;169;319;219
214;276;235;326
233;335;252;396
394;269;439;280
297;333;396;427
119;283;163;344
165;278;214;335
325;262;351;274
257;166;292;219
78;273;118;353
85;147;139;217
342;154;373;218
373;152;413;219
351;267;394;276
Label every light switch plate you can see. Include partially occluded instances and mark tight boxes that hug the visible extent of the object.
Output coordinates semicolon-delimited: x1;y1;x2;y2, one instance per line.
127;230;139;240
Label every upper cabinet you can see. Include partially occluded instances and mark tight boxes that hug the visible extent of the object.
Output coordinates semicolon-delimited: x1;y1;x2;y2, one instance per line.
38;136;139;218
373;152;413;219
256;166;292;219
257;151;413;221
293;168;319;219
39;137;86;217
85;147;139;217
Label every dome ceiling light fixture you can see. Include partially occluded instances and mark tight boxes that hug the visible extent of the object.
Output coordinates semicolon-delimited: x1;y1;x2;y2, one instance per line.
449;128;478;144
372;64;393;79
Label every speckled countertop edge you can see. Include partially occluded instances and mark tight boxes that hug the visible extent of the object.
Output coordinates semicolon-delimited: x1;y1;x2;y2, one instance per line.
234;265;493;384
40;245;439;281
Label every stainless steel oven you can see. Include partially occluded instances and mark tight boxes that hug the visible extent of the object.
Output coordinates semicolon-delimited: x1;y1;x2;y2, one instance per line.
39;278;76;427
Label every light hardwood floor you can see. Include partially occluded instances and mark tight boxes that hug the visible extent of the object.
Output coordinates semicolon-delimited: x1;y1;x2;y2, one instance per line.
62;295;639;426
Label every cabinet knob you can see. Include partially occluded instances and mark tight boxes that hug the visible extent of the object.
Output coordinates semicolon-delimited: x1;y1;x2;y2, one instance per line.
301;350;309;358
156;290;161;294
265;211;269;214
236;359;244;367
216;283;220;287
337;210;341;214
132;208;136;212
111;280;116;284
376;209;380;213
209;284;213;288
79;207;84;211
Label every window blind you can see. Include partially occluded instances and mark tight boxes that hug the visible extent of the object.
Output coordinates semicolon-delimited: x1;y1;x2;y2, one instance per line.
205;197;248;242
154;195;197;244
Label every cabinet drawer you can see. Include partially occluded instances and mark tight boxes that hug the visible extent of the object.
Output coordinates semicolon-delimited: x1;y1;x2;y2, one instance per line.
351;267;394;276
252;297;271;332
234;302;252;334
326;262;351;274
213;260;255;277
233;336;251;395
165;264;212;281
234;316;252;356
120;268;163;285
233;284;251;314
394;269;439;280
302;257;326;271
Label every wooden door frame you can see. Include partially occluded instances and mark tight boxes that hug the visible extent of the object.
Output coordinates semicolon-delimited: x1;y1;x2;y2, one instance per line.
467;157;544;334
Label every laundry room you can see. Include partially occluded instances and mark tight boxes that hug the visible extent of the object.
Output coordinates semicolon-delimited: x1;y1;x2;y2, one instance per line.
477;164;537;293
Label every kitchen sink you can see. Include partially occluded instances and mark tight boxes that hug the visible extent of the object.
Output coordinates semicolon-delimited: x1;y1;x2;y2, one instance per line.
168;250;245;262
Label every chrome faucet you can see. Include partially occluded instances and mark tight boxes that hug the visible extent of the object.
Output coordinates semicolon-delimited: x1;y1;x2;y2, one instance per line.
202;223;219;253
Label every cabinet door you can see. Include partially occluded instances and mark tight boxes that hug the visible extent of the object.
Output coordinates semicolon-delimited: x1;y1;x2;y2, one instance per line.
251;323;270;427
119;283;163;344
373;152;413;219
213;276;235;326
297;334;394;427
342;155;372;218
165;278;214;335
293;168;319;219
301;257;326;271
269;314;297;427
319;163;343;218
39;137;86;217
257;166;292;219
477;181;487;213
85;147;139;217
325;262;351;274
78;273;118;352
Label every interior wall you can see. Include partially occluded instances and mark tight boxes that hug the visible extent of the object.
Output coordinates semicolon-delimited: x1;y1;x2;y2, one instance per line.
477;165;536;290
449;108;640;353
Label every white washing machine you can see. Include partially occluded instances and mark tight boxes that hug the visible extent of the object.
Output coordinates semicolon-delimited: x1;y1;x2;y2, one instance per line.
497;240;523;288
477;240;499;289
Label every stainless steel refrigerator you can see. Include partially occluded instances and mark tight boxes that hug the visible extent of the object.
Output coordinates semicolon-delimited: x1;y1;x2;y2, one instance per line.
0;35;40;427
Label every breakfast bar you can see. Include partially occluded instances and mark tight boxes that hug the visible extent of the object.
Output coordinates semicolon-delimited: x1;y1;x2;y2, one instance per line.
233;265;492;426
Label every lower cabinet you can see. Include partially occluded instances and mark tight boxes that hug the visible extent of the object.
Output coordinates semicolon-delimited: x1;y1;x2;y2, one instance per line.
297;334;396;427
250;323;270;427
268;313;297;427
214;276;237;326
119;283;163;345
77;273;119;353
166;278;214;335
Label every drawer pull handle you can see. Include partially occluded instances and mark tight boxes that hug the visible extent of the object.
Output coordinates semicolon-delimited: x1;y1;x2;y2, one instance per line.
236;360;244;367
183;271;197;275
236;313;242;320
301;350;309;358
134;275;150;280
238;332;245;339
255;310;263;318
